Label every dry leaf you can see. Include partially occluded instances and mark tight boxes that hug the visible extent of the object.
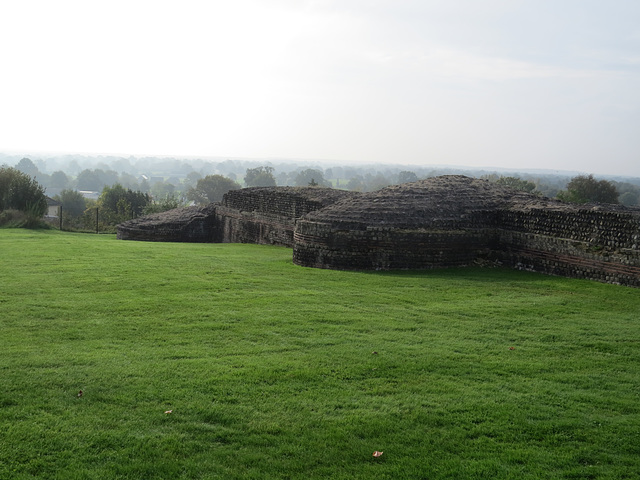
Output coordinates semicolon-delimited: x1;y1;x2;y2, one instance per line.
164;410;173;414
372;451;383;457
509;346;515;351
77;390;83;397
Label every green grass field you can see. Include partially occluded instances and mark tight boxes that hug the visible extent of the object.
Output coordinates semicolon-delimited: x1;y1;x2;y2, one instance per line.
1;229;639;479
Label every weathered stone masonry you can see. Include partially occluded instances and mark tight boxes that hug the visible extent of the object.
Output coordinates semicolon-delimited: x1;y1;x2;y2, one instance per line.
116;187;357;245
216;187;357;246
495;209;640;287
117;176;640;287
116;204;218;242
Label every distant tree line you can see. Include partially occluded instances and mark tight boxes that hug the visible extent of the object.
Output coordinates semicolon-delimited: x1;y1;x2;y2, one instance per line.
3;154;639;231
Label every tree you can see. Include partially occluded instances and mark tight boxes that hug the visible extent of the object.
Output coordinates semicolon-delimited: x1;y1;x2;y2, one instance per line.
15;158;39;178
294;169;329;187
54;189;87;217
244;166;276;187
619;191;638;207
76;169;104;191
557;174;619;204
150;180;176;199
118;172;139;190
397;171;419;184
67;159;82;175
613;181;640;207
99;184;151;223
346;175;364;192
139;178;151;194
102;169;119;187
184;171;203;188
76;169;119;191
0;167;47;216
50;171;70;189
187;175;240;204
496;176;536;193
276;171;294;186
366;173;391;192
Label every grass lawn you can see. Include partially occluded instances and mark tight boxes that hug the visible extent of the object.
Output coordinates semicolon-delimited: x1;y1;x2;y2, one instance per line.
1;229;639;479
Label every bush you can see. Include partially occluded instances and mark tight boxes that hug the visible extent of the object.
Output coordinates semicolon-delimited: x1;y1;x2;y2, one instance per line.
0;167;47;217
143;193;187;214
99;184;151;225
496;176;537;193
244;166;276;187
0;209;50;229
557;175;619;204
187;175;240;204
54;189;87;217
294;169;330;187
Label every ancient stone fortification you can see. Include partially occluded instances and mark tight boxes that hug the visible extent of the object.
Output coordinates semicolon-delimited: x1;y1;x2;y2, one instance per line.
116;204;218;242
117;176;640;287
215;187;357;246
117;187;356;245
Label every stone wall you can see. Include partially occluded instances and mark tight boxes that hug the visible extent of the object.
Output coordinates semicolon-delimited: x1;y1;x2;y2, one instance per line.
215;187;357;246
117;187;356;247
496;231;640;287
293;223;494;270
117;177;640;287
222;187;355;219
292;212;640;286
497;208;640;249
291;177;640;287
116;204;218;242
213;205;298;246
494;207;640;287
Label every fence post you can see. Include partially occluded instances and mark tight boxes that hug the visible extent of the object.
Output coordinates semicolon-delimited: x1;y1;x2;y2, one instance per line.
59;205;63;230
96;207;99;234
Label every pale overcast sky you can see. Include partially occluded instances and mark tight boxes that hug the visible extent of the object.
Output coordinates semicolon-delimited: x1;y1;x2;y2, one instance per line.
1;0;639;176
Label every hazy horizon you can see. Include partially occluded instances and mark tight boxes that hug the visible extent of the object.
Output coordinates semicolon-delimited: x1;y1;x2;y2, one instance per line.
5;149;638;183
1;1;639;177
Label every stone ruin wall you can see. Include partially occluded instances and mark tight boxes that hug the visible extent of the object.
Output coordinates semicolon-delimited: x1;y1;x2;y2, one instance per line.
293;207;640;286
116;204;218;243
213;204;297;246
216;188;358;246
222;188;351;219
292;224;494;271
117;181;640;287
497;208;640;248
116;187;356;247
494;208;640;287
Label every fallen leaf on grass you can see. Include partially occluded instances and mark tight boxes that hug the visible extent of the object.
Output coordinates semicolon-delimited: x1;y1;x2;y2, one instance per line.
77;390;83;397
372;451;383;457
164;410;173;414
509;346;515;351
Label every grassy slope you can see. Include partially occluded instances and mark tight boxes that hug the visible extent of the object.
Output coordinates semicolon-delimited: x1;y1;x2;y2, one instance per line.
0;229;639;479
